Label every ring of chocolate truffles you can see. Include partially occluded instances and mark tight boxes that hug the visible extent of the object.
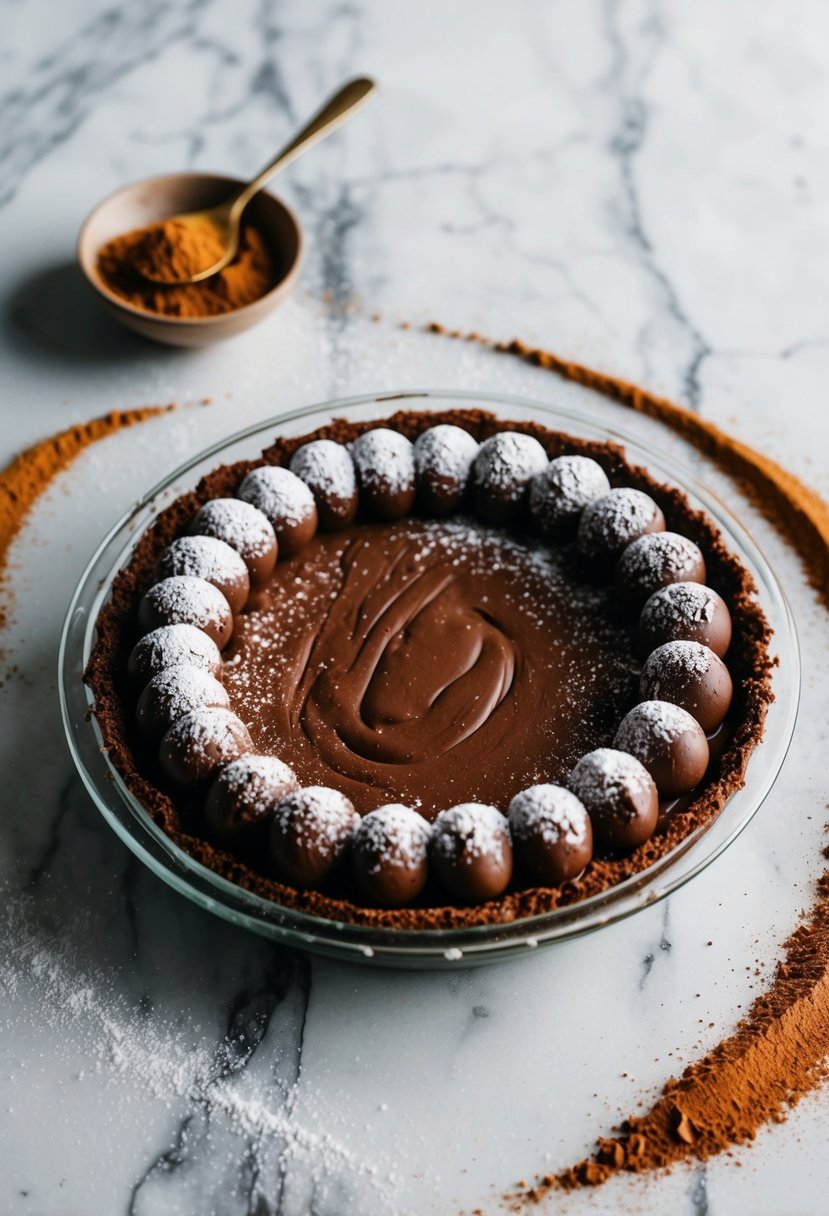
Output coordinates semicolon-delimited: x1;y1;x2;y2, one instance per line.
430;803;513;903
614;701;710;797
289;439;360;530
640;639;733;733
508;785;593;884
615;531;706;606
470;431;548;523
237;465;318;557
577;488;666;560
639;581;732;658
350;804;431;907
159;706;252;786
124;423;740;913
156;534;250;614
568;749;659;851
529;455;610;538
270;787;360;888
413;423;479;515
136;664;229;737
205;754;298;846
138;575;233;648
350;428;417;520
128;623;222;682
189;498;278;584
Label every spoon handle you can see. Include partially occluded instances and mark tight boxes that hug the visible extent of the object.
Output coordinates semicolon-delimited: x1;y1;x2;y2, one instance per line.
232;77;376;215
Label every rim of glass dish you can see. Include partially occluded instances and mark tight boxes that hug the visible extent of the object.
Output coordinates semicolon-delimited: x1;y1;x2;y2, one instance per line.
59;388;800;967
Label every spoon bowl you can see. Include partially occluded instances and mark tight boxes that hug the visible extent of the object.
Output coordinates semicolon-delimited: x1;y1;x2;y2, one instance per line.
138;77;375;285
77;172;303;347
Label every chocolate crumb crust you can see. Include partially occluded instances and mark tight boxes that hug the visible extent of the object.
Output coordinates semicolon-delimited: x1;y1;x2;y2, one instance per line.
84;408;774;930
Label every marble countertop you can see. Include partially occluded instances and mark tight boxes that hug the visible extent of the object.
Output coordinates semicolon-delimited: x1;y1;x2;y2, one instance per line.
2;2;828;1213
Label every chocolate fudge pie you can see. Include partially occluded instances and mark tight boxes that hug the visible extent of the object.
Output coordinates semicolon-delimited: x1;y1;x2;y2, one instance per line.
85;408;773;929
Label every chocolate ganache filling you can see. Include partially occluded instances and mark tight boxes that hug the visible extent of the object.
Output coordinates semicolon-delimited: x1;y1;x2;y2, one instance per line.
224;517;637;818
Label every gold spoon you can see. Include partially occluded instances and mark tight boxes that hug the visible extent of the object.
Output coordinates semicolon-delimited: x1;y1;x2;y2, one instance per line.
140;77;376;284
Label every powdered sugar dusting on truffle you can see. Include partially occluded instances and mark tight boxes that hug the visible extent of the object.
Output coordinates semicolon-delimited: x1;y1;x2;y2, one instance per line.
129;623;221;680
641;582;719;630
432;803;511;862
157;535;248;586
617;532;703;583
472;432;547;492
290;440;357;501
191;498;276;560
142;576;231;633
508;785;589;846
350;429;415;493
615;700;703;754
354;804;430;871
273;786;357;847
529;455;610;524
414;424;479;481
238;466;316;526
217;755;298;815
569;747;653;807
579;488;660;550
163;706;251;763
641;639;714;698
139;664;229;723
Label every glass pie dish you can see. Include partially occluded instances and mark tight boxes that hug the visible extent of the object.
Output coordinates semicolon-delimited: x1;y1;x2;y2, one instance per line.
59;390;800;968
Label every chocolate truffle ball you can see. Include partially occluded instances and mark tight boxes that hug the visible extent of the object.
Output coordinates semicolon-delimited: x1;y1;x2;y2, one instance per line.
640;640;733;733
270;786;360;888
430;803;513;903
577;488;666;561
639;581;732;658
351;804;431;907
189;498;278;585
138;576;233;649
350;428;417;520
156;535;250;614
413;424;479;515
128;623;222;683
568;748;659;852
159;706;252;786
470;432;548;524
205;754;298;846
136;664;229;737
615;532;706;606
237;466;318;557
289;439;359;531
614;700;710;797
507;784;593;885
529;456;611;539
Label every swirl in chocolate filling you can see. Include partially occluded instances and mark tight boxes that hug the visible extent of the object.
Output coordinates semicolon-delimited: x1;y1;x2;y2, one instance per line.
222;518;637;818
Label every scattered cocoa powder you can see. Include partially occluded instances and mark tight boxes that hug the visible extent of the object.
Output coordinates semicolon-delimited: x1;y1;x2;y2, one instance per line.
415;322;829;1202
0;406;174;630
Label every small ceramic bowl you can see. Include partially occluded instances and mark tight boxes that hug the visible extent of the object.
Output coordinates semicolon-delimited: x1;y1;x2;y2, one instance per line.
77;172;303;347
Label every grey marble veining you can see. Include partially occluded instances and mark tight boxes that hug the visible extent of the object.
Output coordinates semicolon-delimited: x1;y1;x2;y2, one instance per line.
1;1;828;1213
